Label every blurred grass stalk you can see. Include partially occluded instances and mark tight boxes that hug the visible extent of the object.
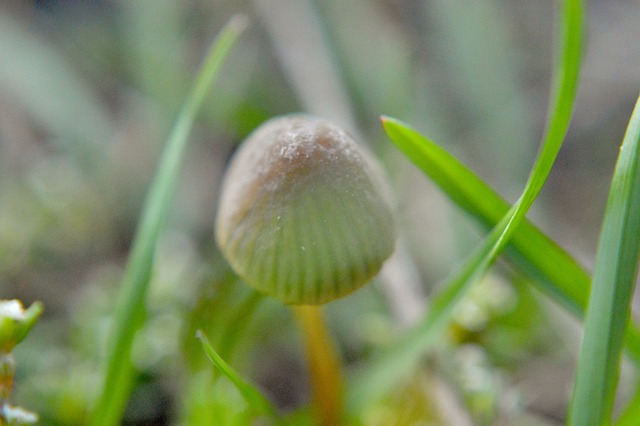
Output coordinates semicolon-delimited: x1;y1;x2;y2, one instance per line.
87;15;246;426
0;12;113;169
569;94;640;425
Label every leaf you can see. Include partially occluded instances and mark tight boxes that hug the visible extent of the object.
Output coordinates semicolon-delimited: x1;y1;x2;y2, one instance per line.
568;94;640;425
88;15;247;426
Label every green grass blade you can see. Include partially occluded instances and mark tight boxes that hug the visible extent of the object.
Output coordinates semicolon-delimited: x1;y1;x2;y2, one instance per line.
196;330;280;420
568;95;640;426
471;0;583;277
382;118;591;313
348;0;583;412
88;16;247;426
375;116;640;367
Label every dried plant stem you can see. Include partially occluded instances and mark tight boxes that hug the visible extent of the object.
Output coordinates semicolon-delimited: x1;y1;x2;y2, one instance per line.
293;305;344;425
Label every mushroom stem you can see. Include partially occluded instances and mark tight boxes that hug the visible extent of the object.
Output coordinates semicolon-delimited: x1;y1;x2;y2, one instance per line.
293;305;344;425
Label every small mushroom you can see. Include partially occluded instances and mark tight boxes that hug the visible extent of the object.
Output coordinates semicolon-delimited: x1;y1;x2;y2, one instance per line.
216;114;396;305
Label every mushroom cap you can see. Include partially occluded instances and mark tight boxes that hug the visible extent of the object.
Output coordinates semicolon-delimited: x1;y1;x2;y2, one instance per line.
216;115;396;305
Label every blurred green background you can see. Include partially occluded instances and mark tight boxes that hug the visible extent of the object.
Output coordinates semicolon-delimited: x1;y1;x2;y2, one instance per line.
1;0;639;424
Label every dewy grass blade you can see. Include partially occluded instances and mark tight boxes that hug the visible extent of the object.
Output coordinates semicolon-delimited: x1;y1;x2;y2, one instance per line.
196;330;280;420
569;95;640;426
88;16;247;426
348;0;583;412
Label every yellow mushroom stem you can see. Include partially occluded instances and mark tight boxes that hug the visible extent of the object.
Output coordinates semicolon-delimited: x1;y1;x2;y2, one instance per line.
293;305;344;425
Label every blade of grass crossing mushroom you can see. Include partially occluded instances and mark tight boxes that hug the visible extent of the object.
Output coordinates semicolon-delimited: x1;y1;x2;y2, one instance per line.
569;94;640;426
88;16;247;426
348;0;583;413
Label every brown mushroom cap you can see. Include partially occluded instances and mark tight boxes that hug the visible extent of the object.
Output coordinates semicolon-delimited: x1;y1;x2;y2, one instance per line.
216;115;396;305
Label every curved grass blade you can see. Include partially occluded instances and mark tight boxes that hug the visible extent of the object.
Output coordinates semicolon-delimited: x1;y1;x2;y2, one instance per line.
382;117;591;313
465;0;583;284
568;94;640;426
375;118;640;366
88;16;247;426
196;330;280;420
348;0;583;412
